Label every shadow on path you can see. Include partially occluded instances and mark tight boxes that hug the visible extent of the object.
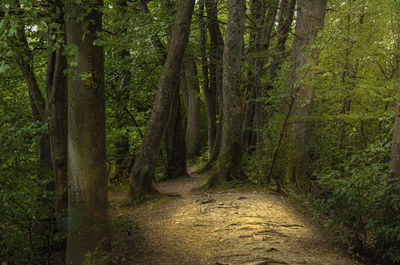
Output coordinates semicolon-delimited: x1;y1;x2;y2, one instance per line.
110;167;361;265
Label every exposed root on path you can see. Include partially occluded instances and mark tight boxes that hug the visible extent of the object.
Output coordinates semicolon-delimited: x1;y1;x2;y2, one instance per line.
109;168;361;265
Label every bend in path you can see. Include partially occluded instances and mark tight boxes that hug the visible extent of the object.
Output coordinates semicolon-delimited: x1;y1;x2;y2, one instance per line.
111;168;361;265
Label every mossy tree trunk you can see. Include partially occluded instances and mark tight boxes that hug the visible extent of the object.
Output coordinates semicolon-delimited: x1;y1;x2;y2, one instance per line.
138;0;187;180
206;0;246;186
46;8;68;231
265;0;296;92
13;4;52;175
198;0;214;155
243;0;279;152
129;0;195;202
165;89;188;178
198;0;224;170
65;0;111;263
185;57;202;159
283;0;327;190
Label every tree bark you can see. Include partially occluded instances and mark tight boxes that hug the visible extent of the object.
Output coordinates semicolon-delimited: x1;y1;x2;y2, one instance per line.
165;89;188;178
65;0;111;263
46;20;68;231
129;0;195;202
198;0;215;155
254;0;280;149
113;0;133;181
283;0;327;190
14;15;52;174
202;0;224;168
185;57;202;159
266;0;296;91
139;0;188;180
195;0;224;169
137;0;167;63
242;0;278;151
206;0;246;186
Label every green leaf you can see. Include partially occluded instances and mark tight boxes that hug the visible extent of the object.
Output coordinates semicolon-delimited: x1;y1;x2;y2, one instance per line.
6;51;15;57
93;39;104;46
0;61;9;74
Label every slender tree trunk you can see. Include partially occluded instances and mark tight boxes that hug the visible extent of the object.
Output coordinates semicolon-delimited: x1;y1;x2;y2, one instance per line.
112;1;133;181
129;0;195;202
46;20;68;230
137;0;167;63
198;0;215;155
65;0;111;263
283;0;327;190
202;0;224;168
165;89;188;178
206;0;246;186
261;0;296;148
266;0;296;91
139;0;188;179
14;18;52;173
185;57;202;159
243;0;278;151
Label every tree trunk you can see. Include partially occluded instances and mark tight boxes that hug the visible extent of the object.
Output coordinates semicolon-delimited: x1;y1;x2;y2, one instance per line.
139;0;188;180
206;0;246;186
65;0;111;263
254;0;280;148
137;0;167;63
199;0;224;169
202;0;224;167
129;0;195;202
198;0;215;155
185;57;202;159
242;0;278;151
46;21;68;231
14;18;52;174
283;0;327;190
266;0;296;91
165;89;188;178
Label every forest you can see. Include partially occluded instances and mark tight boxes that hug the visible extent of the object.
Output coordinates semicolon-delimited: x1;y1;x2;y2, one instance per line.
1;0;400;264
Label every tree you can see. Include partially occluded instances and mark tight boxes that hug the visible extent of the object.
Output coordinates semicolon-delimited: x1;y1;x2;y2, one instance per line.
185;56;202;159
206;0;246;186
283;0;327;189
242;0;279;152
197;0;214;155
46;0;68;231
129;0;195;202
65;0;110;263
12;2;52;175
204;0;224;167
165;89;188;178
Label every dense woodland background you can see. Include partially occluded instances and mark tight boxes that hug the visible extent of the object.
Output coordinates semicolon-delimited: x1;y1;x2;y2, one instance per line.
1;0;400;264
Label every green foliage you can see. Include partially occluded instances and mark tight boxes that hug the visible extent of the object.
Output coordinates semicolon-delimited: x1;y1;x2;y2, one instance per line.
83;248;111;265
0;115;62;264
311;142;400;263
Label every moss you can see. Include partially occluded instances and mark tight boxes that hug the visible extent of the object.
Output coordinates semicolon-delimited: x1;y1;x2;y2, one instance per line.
110;183;130;193
205;148;245;188
146;194;174;210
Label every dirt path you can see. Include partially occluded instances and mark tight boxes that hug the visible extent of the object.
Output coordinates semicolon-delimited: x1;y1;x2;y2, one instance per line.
110;169;360;265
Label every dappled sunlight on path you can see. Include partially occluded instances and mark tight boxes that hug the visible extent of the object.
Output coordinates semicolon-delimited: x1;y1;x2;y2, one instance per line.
110;168;360;265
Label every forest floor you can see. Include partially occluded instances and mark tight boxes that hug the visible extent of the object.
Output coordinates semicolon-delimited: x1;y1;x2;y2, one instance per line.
109;167;361;265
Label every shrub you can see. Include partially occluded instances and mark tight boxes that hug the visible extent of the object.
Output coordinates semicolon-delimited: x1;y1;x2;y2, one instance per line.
0;119;62;264
311;144;400;264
